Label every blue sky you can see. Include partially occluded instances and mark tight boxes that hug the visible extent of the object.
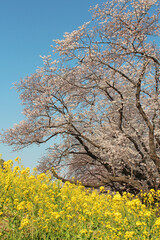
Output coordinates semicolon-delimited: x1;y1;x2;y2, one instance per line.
0;0;105;170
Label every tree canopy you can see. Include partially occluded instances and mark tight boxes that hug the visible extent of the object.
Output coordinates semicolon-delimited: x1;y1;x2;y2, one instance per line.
1;0;160;193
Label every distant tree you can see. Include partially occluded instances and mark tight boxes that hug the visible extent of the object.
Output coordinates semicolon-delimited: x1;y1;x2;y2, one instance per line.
0;154;5;169
1;0;160;194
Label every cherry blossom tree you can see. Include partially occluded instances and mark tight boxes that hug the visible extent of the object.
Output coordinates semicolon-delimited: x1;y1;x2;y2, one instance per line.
1;0;160;193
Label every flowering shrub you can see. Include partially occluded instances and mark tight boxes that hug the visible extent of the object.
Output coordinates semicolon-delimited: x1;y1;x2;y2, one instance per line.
0;158;160;239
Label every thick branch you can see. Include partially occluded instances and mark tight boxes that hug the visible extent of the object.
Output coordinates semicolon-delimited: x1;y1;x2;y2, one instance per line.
51;168;143;191
136;66;160;168
73;135;112;172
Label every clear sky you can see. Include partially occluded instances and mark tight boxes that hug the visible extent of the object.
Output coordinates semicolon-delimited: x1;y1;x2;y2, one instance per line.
0;0;105;170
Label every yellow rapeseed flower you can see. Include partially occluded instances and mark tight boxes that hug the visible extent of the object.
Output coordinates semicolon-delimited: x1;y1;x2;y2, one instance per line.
154;217;160;226
1;156;160;239
113;193;122;201
99;186;105;192
136;221;143;226
17;201;26;211
19;217;29;230
124;231;135;240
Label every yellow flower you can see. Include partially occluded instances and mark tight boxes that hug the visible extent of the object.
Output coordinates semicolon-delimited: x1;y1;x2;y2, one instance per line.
144;210;151;217
106;222;112;229
113;193;122;201
13;166;21;173
15;157;20;162
43;225;48;232
41;183;48;190
80;229;87;234
154;217;160;226
5;198;10;203
51;212;60;219
114;212;122;222
124;231;135;240
100;186;105;192
26;201;33;211
29;175;36;181
17;201;26;211
38;209;44;217
34;195;39;203
19;217;29;230
136;221;142;226
37;173;46;180
13;198;19;206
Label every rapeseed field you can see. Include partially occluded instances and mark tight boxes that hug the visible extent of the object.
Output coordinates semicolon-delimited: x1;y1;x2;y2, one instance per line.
0;158;160;239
